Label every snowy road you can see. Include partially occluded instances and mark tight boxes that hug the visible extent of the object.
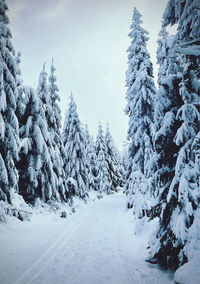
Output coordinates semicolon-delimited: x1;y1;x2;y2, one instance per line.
0;193;173;284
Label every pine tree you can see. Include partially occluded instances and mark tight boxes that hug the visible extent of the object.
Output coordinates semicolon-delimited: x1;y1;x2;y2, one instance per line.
149;28;176;200
95;122;110;195
18;86;45;203
0;0;19;203
147;52;183;268
89;136;99;191
157;27;175;85
63;95;88;198
122;147;129;187
105;124;123;192
84;124;91;184
15;51;26;131
124;8;156;211
84;124;98;191
148;0;200;270
18;64;59;204
48;60;68;201
36;64;59;202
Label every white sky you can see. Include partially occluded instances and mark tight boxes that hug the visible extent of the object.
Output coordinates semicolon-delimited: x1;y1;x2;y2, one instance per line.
8;0;171;150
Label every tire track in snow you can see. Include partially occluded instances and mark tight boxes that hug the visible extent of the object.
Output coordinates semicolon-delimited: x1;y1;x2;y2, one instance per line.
14;208;92;284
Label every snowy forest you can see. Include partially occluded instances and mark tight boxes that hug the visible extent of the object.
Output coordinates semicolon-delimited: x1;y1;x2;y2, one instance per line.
0;0;200;283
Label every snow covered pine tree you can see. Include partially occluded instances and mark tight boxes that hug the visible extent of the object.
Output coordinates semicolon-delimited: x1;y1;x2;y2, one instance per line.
124;7;156;216
35;64;62;202
105;124;123;192
156;27;174;86
95;122;110;196
18;86;44;203
148;0;200;270
15;51;26;129
63;95;88;198
84;124;98;192
148;27;176;201
0;0;19;203
48;60;69;201
18;63;62;204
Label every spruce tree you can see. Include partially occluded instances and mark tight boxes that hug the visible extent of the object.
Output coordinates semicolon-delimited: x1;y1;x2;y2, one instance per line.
148;0;200;269
84;124;98;191
89;136;99;191
84;124;91;186
122;147;129;187
63;95;88;198
18;86;46;203
15;52;28;144
149;28;176;200
124;8;156;212
95;122;110;195
36;64;59;202
105;124;123;192
48;60;68;201
147;52;183;268
0;0;19;203
157;27;174;85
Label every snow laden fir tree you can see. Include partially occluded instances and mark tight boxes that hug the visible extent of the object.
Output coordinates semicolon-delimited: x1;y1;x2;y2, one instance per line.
48;60;68;202
36;64;60;202
63;95;88;199
0;0;19;204
84;124;98;192
105;124;123;192
95;122;110;196
18;66;58;203
124;7;156;217
148;0;200;270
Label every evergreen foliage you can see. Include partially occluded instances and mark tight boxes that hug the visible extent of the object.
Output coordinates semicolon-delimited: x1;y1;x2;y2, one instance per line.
157;27;175;85
84;124;98;191
0;0;19;203
124;8;156;211
95;122;110;195
122;147;129;187
148;0;200;270
15;51;25;127
35;65;59;202
63;95;88;198
105;124;123;192
48;60;68;201
18;84;56;203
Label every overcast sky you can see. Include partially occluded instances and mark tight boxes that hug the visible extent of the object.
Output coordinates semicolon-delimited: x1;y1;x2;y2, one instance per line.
7;0;171;150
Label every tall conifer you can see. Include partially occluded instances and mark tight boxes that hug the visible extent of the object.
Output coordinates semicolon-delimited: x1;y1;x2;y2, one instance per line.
124;8;156;212
0;0;19;203
63;95;88;198
148;0;200;269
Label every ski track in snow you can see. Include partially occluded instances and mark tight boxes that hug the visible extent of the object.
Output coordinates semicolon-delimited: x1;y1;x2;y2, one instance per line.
15;209;91;284
1;193;173;284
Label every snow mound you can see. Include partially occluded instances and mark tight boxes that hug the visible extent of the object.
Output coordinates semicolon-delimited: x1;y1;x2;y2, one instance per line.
174;252;200;284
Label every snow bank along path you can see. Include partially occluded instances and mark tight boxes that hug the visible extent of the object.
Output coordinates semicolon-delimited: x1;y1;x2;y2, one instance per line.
0;193;173;284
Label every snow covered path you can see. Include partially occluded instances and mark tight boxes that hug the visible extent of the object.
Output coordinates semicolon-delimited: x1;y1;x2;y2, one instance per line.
0;193;173;284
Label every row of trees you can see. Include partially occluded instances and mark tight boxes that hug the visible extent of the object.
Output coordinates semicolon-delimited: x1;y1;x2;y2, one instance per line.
125;0;199;271
0;0;123;208
63;96;123;199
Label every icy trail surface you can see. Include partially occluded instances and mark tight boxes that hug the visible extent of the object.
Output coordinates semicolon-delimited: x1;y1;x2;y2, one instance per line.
0;193;173;284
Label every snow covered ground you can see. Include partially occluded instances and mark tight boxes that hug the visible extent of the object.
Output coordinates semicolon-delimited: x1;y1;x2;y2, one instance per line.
174;251;200;284
0;193;174;284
